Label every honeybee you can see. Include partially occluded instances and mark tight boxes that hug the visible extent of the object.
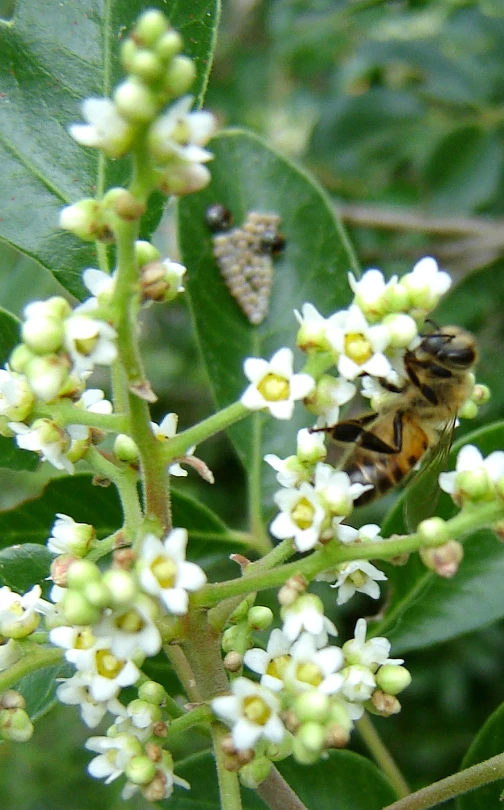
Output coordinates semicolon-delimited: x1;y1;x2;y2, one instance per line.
321;325;478;508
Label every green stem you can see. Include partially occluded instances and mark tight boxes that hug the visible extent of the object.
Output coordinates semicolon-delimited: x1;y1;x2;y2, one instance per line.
87;531;125;562
211;721;243;810
35;402;128;433
0;646;63;692
95;240;110;274
164;644;201;703
357;713;409;798
193;500;504;606
162;401;250;461
380;753;504;810
249;412;272;552
257;766;309;810
129;392;171;532
166;704;213;736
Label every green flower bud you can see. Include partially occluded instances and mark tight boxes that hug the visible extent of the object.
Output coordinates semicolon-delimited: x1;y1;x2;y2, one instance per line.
9;344;34;373
456;468;493;502
264;733;294;761
239;756;272;789
125;755;157;786
135;240;161;267
102;569;137;607
60;590;101;626
59;198;108;242
458;400;478;420
114;78;158;123
130;49;164;82
120;38;138;71
155;29;184;61
102;187;145;221
163;55;196;96
138;680;166;705
114;433;140;463
247;606;273;631
25;354;71;402
67;559;101;590
375;664;412;695
222;625;241;654
294;691;330;724
0;708;34;742
471;384;491;406
83;580;111;609
382;313;418;348
417;516;449;546
419;540;463;579
328;699;353;732
229;599;251;624
134;9;169;47
296;721;325;754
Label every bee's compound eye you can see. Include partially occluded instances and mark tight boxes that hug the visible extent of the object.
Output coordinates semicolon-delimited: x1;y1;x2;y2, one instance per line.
441;344;477;368
205;204;233;233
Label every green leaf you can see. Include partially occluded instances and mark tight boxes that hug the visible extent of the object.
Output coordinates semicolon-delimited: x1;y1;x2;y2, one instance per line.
17;662;72;723
457;703;504;810
0;543;52;593
167;750;396;810
424;126;501;213
373;421;504;653
178;128;359;517
0;0;219;298
0;305;20;362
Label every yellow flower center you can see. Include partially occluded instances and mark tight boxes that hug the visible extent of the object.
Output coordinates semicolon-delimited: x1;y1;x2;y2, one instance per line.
257;373;290;402
243;695;271;726
75;628;95;650
349;569;367;588
291;497;315;530
116;609;144;634
151;555;177;588
75;334;98;357
267;654;291;680
344;333;372;365
96;649;124;679
295;661;323;687
172;118;191;146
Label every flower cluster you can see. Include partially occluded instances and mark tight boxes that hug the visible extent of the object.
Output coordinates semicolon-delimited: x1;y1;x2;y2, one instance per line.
212;593;411;764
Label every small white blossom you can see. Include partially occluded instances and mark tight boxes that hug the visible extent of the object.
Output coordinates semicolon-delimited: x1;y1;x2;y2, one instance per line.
211;677;285;750
439;444;504;499
57;672;126;728
92;602;162;660
264;452;307;489
335;523;383;545
294;302;332;353
341;665;377;704
244;629;292;692
137;529;206;615
70;98;134;157
400;256;452;312
148;95;216;163
343;619;403;671
0;584;42;638
281;593;338;644
9;419;73;473
241;347;315;420
152;413;195;477
0;368;34;421
86;732;142;783
64;313;117;375
82;268;116;305
310;375;357;428
314;462;372;517
331;560;387;606
285;633;344;695
348;269;397;321
326;304;392;381
270;482;327;552
47;513;95;557
66;639;141;701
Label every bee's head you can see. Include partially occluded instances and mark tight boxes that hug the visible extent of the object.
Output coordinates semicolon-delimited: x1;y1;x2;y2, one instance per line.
419;325;478;370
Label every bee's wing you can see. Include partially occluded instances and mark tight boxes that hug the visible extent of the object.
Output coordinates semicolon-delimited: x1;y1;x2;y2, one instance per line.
403;417;456;533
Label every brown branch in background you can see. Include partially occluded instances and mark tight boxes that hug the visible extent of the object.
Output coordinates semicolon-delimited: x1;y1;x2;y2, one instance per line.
336;202;504;275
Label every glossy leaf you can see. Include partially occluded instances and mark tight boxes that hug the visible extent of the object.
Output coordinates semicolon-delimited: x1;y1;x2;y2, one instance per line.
457;703;504;810
17;662;72;723
0;543;52;593
372;421;504;653
0;0;219;298
167;750;396;810
178;128;359;516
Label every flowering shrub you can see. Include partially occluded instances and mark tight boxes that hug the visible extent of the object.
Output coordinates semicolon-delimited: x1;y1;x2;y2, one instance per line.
1;4;504;810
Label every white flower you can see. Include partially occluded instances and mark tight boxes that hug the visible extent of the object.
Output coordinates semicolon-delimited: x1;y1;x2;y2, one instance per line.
211;677;285;751
49;625;96;655
286;633;344;695
264;453;306;489
343;619;403;671
331;560;387;606
335;523;383;545
314;462;373;517
148;95;216;164
439;444;504;500
152;413;195;477
281;593;338;644
137;529;206;615
9;419;73;473
244;629;292;692
400;256;451;312
64;314;117;375
56;672;126;728
92;602;162;660
341;665;376;703
0;368;34;421
86;732;142;783
0;585;42;638
82;268;116;304
47;513;95;557
270;482;327;552
294;303;332;353
326;304;392;381
66;639;141;701
348;269;397;321
311;375;357;428
241;347;315;420
69;98;134;157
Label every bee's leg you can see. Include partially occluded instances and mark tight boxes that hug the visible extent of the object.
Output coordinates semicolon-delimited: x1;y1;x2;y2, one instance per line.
404;356;439;404
330;412;404;455
310;413;376;436
376;377;406;394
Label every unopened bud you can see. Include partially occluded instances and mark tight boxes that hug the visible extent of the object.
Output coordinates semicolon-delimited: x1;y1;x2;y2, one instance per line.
0;690;25;709
418;516;449;546
125;755;157;786
114;433;140;463
103;188;145;221
134;9;169;47
369;690;401;717
375;665;411;695
163;56;196;96
25;354;71;402
114;78;158;123
138;681;166;705
102;569;137;607
50;554;79;587
239;756;272;789
0;707;34;742
294;691;330;724
135;240;161;267
223;651;243;672
278;575;307;607
382;313;418;348
155;29;183;61
130;49;164;83
60;590;101;626
59;199;110;242
324;723;351;749
67;559;101;590
247;606;273;631
22;316;64;355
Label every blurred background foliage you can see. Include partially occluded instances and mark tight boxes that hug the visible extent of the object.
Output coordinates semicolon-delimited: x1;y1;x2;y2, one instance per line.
2;0;504;807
